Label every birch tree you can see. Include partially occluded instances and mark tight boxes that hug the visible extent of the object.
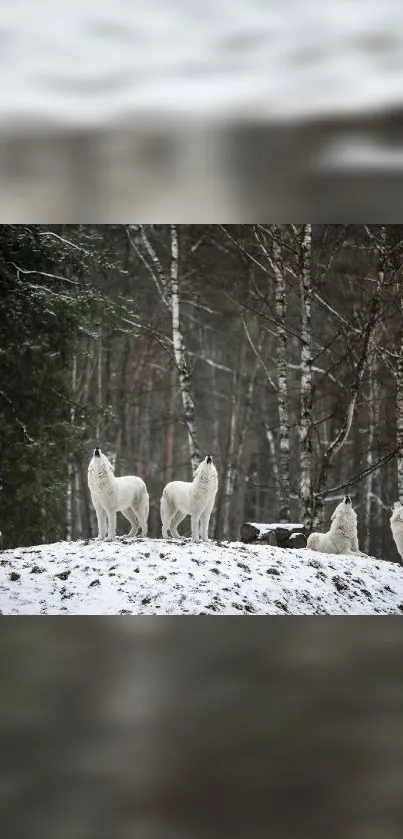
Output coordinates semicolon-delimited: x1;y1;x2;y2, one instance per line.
298;224;313;528
362;347;379;552
170;224;201;474
219;334;248;539
128;224;201;475
273;233;291;522
396;284;403;501
66;353;77;541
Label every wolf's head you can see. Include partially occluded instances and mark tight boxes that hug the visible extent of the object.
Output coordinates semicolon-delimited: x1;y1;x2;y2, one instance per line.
193;454;218;485
331;496;355;521
89;447;114;473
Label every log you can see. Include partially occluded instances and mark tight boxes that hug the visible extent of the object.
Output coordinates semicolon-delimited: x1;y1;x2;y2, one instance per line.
239;523;277;545
287;532;307;549
240;522;306;549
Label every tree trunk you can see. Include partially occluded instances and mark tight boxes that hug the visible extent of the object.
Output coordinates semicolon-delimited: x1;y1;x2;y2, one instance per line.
164;362;176;485
95;327;103;443
273;237;291;522
79;459;93;539
264;423;280;497
66;353;77;541
363;350;378;553
74;467;82;540
139;373;152;477
397;294;403;501
170;224;201;475
235;352;263;533
298;224;313;530
130;224;202;477
220;336;248;540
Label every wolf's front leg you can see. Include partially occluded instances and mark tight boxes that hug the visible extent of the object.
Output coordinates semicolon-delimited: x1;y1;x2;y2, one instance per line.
106;511;117;540
199;509;211;541
94;504;107;539
351;534;360;553
191;514;201;541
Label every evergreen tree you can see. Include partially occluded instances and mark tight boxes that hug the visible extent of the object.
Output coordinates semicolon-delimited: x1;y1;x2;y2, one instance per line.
0;225;116;548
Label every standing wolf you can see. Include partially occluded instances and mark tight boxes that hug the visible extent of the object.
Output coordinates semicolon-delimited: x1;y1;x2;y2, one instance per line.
87;448;149;540
307;496;361;555
160;454;218;541
390;501;403;562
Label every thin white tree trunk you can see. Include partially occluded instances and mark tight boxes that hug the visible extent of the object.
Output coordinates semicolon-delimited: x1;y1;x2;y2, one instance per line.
397;293;403;500
95;328;102;442
299;224;313;529
170;224;200;475
66;353;77;541
264;424;280;494
221;384;238;538
164;362;176;485
364;361;374;553
221;359;244;539
273;237;291;522
74;467;82;539
363;347;380;554
208;352;222;539
130;224;201;477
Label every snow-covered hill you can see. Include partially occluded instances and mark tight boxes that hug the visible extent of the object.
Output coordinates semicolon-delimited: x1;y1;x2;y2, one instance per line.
1;537;402;615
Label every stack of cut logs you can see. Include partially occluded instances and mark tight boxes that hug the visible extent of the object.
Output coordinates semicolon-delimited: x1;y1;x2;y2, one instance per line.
240;522;307;549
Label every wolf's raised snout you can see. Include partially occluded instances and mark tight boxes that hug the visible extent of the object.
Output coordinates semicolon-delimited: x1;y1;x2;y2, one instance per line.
206;455;212;464
94;447;101;457
344;496;351;504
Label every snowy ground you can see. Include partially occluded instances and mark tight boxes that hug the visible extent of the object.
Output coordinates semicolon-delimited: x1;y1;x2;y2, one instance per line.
1;537;403;615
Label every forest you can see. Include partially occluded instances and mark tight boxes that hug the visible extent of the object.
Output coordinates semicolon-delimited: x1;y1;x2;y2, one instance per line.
1;224;402;560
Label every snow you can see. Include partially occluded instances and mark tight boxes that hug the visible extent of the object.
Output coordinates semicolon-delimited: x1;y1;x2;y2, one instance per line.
1;537;403;615
2;0;403;129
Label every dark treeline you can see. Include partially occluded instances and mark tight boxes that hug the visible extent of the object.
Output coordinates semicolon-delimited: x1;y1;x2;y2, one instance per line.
1;224;402;559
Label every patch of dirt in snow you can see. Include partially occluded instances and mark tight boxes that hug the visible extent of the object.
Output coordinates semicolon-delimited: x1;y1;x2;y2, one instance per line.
0;537;403;615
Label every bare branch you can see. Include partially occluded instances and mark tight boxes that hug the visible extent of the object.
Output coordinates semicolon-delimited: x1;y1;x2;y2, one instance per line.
9;262;79;285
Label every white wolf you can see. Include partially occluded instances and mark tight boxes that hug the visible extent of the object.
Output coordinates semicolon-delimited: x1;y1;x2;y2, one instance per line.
87;447;149;540
390;501;403;562
160;454;218;541
307;496;361;555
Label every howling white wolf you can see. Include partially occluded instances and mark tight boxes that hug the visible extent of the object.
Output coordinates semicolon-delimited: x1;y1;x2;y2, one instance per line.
87;447;149;540
160;454;218;541
390;501;403;562
307;496;361;555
